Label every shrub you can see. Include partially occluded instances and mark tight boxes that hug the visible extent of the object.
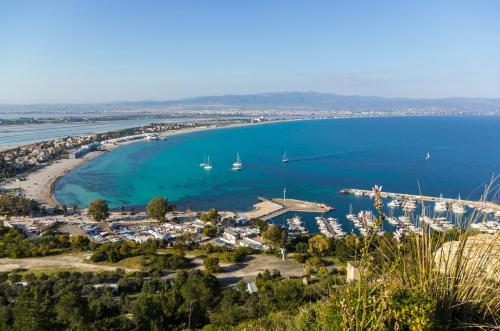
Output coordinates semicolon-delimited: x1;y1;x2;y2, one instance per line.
305;256;322;267
293;253;307;263
142;253;189;270
388;288;437;330
220;250;246;263
202;226;217;238
204;257;222;273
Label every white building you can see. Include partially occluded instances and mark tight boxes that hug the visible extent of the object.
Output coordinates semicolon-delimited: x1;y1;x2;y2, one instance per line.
223;229;239;244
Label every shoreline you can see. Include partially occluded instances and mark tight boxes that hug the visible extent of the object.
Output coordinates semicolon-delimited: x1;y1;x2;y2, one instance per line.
2;119;294;208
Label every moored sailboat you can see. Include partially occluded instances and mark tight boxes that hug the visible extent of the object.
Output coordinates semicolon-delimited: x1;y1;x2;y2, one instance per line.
232;153;243;170
452;194;466;214
200;153;207;167
204;156;212;170
282;150;289;163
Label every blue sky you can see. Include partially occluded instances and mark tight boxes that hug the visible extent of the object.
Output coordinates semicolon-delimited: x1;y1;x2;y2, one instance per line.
1;0;499;103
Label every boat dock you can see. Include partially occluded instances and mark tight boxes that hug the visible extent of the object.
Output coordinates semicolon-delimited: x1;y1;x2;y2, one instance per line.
341;188;500;212
241;196;333;220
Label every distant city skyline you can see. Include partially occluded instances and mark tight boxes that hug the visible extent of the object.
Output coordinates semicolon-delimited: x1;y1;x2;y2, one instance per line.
1;0;499;103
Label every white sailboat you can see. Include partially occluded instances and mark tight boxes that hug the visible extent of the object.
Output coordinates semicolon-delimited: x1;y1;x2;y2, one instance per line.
452;194;466;214
434;194;447;213
232;153;243;170
203;156;212;170
282;150;289;163
199;153;207;167
425;152;431;160
346;204;356;221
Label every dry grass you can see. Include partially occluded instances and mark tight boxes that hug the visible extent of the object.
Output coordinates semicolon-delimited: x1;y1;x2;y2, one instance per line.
342;178;500;329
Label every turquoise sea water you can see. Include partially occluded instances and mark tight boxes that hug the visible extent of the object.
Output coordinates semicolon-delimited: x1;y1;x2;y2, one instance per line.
54;117;500;233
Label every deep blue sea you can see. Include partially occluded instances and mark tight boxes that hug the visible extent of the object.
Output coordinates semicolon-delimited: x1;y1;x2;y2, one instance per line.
54;117;500;233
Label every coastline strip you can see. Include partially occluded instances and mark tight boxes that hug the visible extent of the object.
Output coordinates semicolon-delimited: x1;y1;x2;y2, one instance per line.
2;119;295;207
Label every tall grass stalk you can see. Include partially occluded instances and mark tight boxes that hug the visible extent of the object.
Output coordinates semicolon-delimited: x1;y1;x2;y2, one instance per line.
347;177;500;329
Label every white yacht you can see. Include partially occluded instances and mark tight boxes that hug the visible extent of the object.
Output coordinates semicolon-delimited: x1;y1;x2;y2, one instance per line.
315;216;345;238
386;217;399;226
398;216;410;224
287;215;306;233
425;152;431;160
434;201;447;213
147;134;160;141
403;200;417;211
387;199;401;208
434;194;447;213
481;207;494;214
203;156;212;170
451;195;466;214
232;153;243;170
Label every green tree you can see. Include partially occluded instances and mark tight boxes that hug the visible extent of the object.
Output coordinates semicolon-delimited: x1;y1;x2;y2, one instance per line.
146;196;170;222
132;294;168;330
12;291;55;330
204;257;222;273
55;292;90;330
250;218;268;232
202;226;217;238
87;199;109;222
200;208;221;224
262;225;287;249
295;242;308;253
307;234;331;256
0;194;40;217
69;235;91;251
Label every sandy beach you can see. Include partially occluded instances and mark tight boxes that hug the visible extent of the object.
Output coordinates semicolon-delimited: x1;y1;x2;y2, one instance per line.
1;119;290;207
2;150;107;207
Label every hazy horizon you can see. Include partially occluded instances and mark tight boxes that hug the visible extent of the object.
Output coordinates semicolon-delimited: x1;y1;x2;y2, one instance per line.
2;90;500;107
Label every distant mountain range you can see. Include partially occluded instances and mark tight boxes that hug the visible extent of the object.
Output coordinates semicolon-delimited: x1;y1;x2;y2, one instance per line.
162;92;500;111
2;92;500;112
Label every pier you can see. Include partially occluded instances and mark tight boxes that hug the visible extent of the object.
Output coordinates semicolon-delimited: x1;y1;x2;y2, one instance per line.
341;188;500;212
241;196;333;220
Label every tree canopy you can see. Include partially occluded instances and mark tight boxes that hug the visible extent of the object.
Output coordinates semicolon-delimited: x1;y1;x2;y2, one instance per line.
262;225;287;249
0;194;40;217
87;199;110;222
146;196;171;222
200;208;221;224
307;234;331;256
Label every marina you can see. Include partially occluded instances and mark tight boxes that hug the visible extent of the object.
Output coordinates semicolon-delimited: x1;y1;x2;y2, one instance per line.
315;216;346;238
341;188;500;213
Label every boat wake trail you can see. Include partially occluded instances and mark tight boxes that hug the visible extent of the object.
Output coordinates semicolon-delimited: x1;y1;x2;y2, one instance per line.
288;150;366;163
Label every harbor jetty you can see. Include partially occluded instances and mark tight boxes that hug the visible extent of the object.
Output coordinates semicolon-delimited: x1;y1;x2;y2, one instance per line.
242;196;333;220
340;188;500;212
